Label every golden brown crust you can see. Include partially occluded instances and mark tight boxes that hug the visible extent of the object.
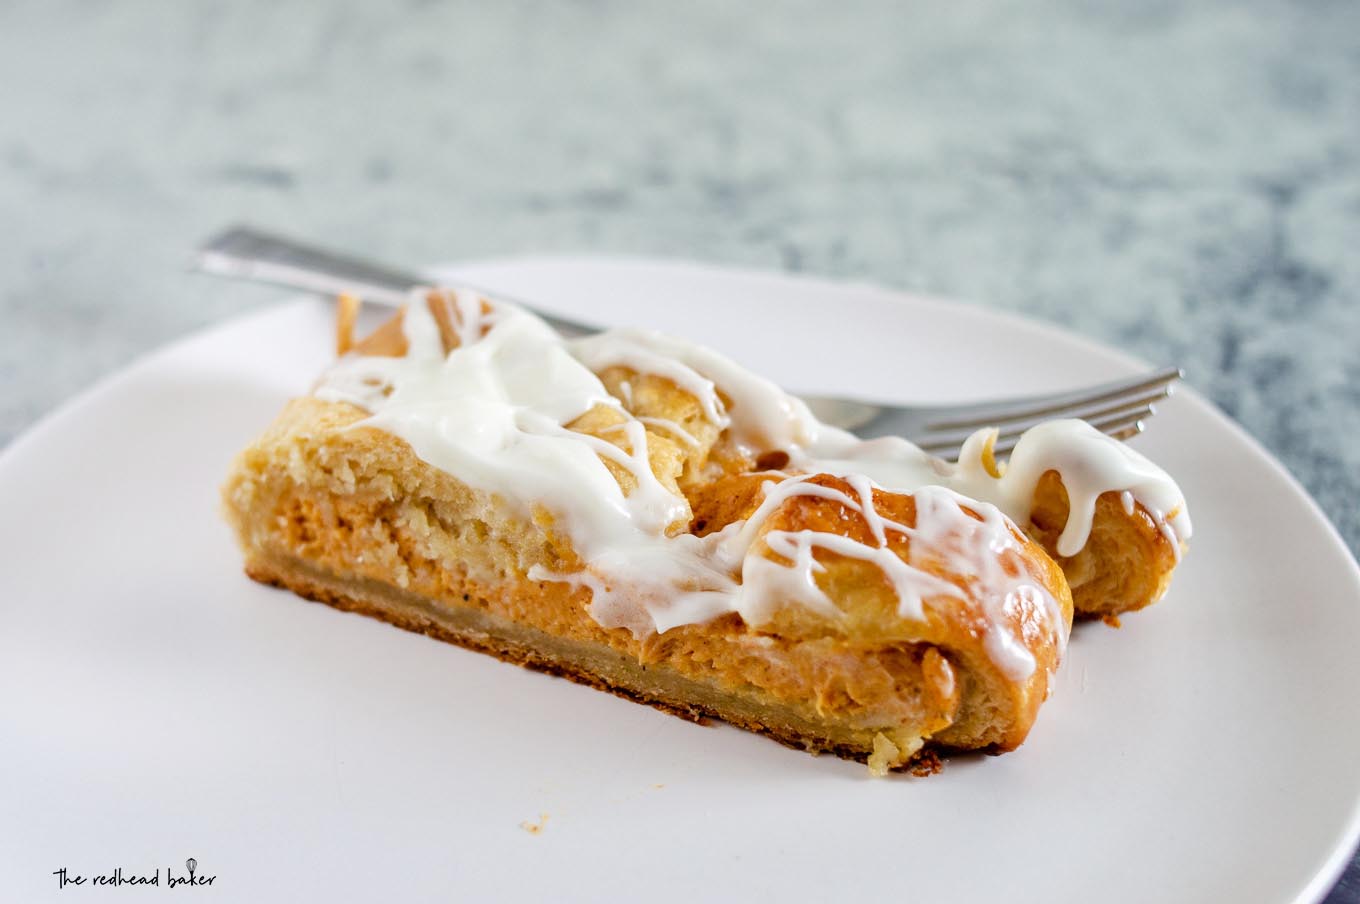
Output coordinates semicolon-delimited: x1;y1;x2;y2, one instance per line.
743;473;1072;751
351;308;408;357
1026;470;1180;617
242;555;945;774
335;293;360;356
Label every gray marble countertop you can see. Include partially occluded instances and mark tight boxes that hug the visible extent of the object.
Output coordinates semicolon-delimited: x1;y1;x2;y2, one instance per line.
3;1;1357;899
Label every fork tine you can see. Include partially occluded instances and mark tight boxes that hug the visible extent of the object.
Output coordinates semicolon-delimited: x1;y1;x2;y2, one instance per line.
911;387;1171;451
922;366;1182;432
1086;405;1152;434
987;410;1148;458
1106;423;1145;442
988;410;1148;457
920;404;1154;457
967;384;1172;430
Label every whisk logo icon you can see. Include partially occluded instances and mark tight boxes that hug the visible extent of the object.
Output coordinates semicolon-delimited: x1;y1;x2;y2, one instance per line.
167;856;215;888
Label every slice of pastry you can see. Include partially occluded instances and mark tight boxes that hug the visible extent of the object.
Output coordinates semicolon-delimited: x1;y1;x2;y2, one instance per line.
222;289;1191;771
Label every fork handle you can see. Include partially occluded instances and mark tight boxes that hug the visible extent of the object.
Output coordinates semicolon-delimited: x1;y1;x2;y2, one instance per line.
192;225;598;338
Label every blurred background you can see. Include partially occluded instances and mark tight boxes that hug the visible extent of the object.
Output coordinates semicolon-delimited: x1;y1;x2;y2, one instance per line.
2;1;1357;898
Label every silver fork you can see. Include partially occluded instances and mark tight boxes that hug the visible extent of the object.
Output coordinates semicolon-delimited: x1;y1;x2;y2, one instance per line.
193;226;1181;457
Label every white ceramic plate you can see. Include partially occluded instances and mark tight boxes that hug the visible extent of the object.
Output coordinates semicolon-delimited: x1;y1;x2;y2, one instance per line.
3;258;1359;903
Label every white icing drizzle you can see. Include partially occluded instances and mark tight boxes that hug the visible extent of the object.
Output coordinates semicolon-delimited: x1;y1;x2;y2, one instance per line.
793;423;1192;559
633;416;702;448
571;328;823;453
572;331;729;427
733;478;1064;681
316;291;688;546
313;290;1191;685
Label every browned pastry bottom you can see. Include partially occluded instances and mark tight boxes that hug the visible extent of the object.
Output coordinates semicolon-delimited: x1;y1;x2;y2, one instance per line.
244;554;944;776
